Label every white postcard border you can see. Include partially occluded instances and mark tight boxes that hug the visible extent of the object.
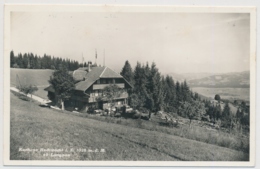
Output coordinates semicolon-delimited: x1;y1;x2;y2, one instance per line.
3;5;256;166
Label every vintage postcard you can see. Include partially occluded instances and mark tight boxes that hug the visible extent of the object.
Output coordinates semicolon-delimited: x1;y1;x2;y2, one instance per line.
3;5;256;166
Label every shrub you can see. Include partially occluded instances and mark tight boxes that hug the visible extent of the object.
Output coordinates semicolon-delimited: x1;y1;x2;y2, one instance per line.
17;84;38;98
214;94;221;101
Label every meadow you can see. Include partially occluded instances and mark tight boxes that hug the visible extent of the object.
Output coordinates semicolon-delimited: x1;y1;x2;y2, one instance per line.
10;68;53;87
10;68;53;99
10;91;249;161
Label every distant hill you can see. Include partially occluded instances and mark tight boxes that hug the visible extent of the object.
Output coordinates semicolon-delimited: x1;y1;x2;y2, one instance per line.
187;71;249;88
165;72;216;82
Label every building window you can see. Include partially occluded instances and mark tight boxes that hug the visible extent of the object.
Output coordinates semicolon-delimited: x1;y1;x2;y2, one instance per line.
97;79;100;84
95;90;98;96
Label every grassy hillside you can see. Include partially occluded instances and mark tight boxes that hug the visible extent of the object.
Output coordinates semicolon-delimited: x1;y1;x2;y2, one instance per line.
10;68;53;87
10;91;248;161
10;68;53;99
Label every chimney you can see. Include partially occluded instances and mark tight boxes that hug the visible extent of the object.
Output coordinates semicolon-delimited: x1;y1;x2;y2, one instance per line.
88;61;92;72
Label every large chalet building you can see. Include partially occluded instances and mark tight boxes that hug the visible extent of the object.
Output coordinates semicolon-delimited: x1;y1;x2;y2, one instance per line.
44;63;132;112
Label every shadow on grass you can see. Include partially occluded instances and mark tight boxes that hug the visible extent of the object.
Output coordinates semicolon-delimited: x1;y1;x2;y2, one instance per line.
11;91;31;102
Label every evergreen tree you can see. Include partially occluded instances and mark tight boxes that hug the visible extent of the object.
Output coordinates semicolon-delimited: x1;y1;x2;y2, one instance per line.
194;92;199;100
10;51;81;70
17;53;23;68
22;53;29;68
183;80;191;102
10;50;15;67
176;81;182;103
163;75;176;112
120;60;134;85
133;62;148;110
222;102;232;128
149;62;163;111
216;104;222;120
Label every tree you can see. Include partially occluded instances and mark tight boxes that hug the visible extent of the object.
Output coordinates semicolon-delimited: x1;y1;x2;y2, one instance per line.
176;81;182;103
162;75;176;112
182;80;191;102
180;100;206;127
146;62;164;111
236;109;244;123
133;62;148;109
17;84;38;99
216;104;222;120
194;92;199;100
101;84;122;111
22;53;29;68
129;93;141;110
48;65;75;110
214;94;221;101
221;102;232;129
10;50;15;67
17;53;23;68
28;85;38;98
222;102;231;119
120;60;134;86
18;85;31;96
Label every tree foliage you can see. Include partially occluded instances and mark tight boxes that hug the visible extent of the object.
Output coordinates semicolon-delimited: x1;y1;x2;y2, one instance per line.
101;84;122;109
214;94;221;101
120;60;134;86
10;50;80;71
48;65;75;110
221;102;233;128
17;84;38;98
180;100;206;126
121;60;197;113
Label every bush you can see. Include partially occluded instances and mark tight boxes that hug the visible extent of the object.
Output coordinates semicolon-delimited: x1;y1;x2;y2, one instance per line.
214;94;221;101
17;84;38;97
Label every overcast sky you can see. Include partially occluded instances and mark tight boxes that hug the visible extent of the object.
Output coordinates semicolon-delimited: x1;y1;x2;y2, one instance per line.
11;12;250;74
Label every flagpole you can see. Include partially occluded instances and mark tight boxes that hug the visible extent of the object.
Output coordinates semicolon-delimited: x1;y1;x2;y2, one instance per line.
95;49;97;65
103;49;105;67
82;52;84;68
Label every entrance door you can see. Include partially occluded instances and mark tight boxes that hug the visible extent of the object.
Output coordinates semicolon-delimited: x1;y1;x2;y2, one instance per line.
98;101;103;109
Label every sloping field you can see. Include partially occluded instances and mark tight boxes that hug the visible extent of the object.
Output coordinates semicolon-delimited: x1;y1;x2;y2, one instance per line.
10;68;53;99
10;68;53;87
10;92;248;161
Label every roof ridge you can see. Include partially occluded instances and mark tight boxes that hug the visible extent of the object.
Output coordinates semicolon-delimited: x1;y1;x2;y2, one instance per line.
108;67;123;77
99;66;107;78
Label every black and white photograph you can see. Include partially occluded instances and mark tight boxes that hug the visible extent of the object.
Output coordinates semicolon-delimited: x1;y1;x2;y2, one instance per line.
3;5;256;166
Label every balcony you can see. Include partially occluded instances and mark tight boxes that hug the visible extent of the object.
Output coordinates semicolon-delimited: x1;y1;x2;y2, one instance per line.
92;83;125;90
88;92;129;103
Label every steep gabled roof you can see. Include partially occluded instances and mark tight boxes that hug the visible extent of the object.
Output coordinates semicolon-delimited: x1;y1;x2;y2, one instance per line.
45;66;129;93
74;66;134;92
100;67;122;78
75;66;106;91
